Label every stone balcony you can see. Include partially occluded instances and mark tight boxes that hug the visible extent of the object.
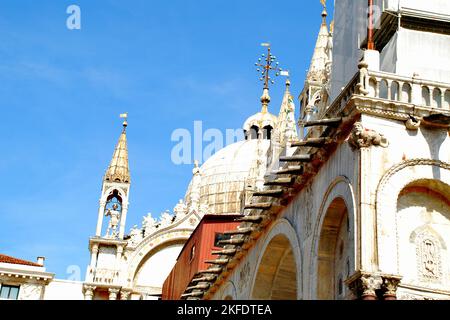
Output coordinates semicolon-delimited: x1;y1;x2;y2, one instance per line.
300;66;450;140
363;70;450;110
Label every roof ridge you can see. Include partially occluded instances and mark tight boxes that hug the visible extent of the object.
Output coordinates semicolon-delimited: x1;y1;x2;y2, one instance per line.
0;253;42;267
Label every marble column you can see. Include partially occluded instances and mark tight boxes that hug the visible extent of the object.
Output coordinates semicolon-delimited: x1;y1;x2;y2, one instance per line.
90;244;99;267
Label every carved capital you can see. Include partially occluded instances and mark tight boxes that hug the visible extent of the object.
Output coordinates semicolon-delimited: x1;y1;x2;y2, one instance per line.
360;274;383;299
120;289;132;300
83;285;96;300
91;243;99;253
108;288;120;300
346;271;382;300
381;275;402;300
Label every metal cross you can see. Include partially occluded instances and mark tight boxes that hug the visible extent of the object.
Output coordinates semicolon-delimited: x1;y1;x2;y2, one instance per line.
255;43;283;90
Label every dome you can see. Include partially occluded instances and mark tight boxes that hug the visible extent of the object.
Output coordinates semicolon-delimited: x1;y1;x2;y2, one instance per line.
184;139;270;215
243;111;278;133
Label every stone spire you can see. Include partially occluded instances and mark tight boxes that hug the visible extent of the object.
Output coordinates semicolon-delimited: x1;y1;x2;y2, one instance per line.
306;4;329;83
104;119;130;183
299;3;333;124
276;79;298;145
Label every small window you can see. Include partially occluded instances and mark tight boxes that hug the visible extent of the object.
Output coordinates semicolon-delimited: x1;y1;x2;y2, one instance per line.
214;232;232;247
263;125;273;140
250;126;259;140
0;285;20;300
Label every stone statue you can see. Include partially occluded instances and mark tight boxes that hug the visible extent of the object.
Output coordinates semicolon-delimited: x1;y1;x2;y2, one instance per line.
143;213;156;237
105;203;121;238
160;211;173;227
348;122;389;149
198;201;209;217
173;199;187;217
130;225;143;245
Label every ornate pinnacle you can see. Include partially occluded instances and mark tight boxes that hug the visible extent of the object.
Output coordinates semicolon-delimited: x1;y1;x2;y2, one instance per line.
104;113;130;183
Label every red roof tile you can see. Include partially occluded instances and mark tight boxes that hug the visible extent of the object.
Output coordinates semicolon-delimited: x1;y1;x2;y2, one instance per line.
0;254;42;267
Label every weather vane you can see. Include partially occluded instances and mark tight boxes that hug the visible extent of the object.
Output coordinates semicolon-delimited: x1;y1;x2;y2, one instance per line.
254;43;283;90
120;112;128;129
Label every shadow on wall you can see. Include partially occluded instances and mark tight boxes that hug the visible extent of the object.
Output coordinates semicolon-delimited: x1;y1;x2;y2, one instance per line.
421;127;447;180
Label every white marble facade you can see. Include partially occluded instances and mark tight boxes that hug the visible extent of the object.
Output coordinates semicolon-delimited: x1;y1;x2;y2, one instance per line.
6;0;449;300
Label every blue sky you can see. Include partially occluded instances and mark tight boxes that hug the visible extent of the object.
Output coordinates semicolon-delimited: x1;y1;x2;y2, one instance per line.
0;0;333;278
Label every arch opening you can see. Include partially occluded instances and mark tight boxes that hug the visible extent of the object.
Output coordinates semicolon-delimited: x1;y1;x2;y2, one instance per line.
379;80;388;99
422;86;431;106
444;90;450;109
249;125;259;140
132;240;186;299
402;83;412;103
251;234;297;300
432;88;442;108
391;81;400;101
263;125;273;140
317;197;352;300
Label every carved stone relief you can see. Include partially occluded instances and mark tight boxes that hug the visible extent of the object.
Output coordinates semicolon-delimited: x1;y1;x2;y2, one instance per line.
415;231;442;282
397;292;439;300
